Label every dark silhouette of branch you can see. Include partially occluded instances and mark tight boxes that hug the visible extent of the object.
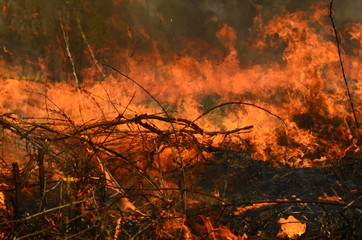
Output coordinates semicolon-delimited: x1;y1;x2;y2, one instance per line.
329;0;361;143
192;101;286;126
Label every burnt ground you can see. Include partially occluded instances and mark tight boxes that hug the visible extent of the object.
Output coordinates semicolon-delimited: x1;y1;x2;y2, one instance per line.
1;135;361;239
189;149;362;239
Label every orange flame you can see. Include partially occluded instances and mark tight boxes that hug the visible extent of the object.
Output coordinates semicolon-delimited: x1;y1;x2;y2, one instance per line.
0;1;360;238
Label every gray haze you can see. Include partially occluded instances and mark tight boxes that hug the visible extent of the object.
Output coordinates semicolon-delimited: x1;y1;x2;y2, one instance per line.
0;0;360;82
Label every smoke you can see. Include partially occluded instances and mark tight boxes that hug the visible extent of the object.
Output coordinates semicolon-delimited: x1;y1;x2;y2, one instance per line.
334;0;362;21
0;0;360;82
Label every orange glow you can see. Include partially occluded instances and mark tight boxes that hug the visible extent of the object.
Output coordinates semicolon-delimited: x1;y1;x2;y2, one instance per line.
234;203;276;215
195;216;248;240
0;1;360;238
318;193;344;203
1;3;360;166
277;216;307;239
0;185;7;212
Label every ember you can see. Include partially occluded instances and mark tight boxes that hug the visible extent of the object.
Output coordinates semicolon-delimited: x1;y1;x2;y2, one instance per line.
0;0;361;239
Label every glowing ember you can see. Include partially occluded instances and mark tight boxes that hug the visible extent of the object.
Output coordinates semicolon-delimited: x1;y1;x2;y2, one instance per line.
277;215;307;239
318;192;344;203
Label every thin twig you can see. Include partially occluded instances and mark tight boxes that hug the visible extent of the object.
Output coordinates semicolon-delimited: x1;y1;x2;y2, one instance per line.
329;0;361;143
12;162;23;219
38;147;46;212
185;188;362;209
192;101;286;125
60;15;79;88
101;64;184;170
3;197;94;224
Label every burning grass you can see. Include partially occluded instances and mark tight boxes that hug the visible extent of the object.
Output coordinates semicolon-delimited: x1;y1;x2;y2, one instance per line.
0;98;361;239
0;0;361;239
0;103;253;239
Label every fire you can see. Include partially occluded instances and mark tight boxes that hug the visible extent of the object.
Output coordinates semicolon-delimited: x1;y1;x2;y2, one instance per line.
0;0;360;239
277;215;306;239
1;3;359;165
